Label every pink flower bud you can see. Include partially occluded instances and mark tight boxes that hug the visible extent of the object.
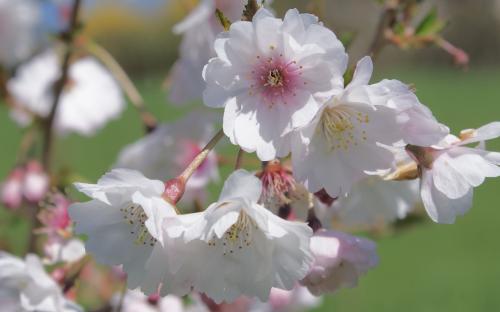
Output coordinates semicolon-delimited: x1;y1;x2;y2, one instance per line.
163;177;185;204
23;160;49;204
301;230;378;296
1;167;25;210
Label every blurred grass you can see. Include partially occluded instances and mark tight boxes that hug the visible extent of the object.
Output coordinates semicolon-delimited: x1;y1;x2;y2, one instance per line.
1;67;500;311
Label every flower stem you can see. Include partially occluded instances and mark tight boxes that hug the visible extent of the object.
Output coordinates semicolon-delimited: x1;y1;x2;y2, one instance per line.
234;148;244;170
41;0;82;171
85;40;158;133
179;129;225;183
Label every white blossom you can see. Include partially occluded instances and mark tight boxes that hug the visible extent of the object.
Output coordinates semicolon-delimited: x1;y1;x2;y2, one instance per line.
68;169;177;289
407;122;500;223
331;177;419;228
250;284;321;312
203;8;348;160
300;230;378;295
8;49;124;136
169;0;271;104
145;170;313;303
113;290;185;312
0;0;41;68
292;56;445;197
0;252;82;312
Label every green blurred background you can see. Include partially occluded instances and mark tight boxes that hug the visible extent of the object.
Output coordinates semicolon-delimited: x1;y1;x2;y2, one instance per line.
2;0;500;311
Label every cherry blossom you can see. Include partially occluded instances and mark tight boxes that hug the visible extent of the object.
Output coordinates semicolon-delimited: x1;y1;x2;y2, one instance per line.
7;49;125;136
250;284;321;312
113;290;185;312
203;8;348;160
292;56;446;197
0;0;41;68
300;230;378;295
0;252;82;312
147;170;313;303
22;160;49;204
68;169;178;289
169;0;271;104
38;193;85;264
331;177;419;228
1;167;24;210
407;122;500;223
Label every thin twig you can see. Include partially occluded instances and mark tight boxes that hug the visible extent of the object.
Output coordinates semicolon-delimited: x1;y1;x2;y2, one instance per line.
41;0;82;171
85;41;158;133
179;129;225;183
368;1;398;60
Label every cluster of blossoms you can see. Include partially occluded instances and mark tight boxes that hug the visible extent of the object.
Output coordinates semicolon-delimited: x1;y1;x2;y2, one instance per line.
67;5;500;308
0;0;498;311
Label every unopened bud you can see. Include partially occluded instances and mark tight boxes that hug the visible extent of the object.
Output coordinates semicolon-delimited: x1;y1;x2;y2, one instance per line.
23;160;50;204
163;177;185;205
1;167;25;210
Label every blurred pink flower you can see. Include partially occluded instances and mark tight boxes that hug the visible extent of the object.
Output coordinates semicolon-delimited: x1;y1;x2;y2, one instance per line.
301;230;378;296
1;167;25;210
23;160;49;204
250;285;321;312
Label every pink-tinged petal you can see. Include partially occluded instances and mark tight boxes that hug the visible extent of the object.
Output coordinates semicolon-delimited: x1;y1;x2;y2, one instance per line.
347;56;373;90
301;230;378;295
420;169;473;224
459;122;500;145
219;169;262;203
432;153;474;199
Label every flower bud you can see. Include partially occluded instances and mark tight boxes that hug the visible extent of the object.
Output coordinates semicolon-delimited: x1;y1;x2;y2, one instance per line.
23;160;49;204
1;167;25;210
163;177;185;205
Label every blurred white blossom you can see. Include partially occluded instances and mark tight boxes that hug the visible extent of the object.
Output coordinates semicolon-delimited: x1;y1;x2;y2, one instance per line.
0;0;41;68
0;252;82;312
8;49;125;136
115;112;219;204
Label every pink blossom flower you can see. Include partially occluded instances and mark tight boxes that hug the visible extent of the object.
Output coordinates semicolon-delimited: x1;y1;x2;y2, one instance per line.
22;160;49;204
203;8;348;160
300;230;378;296
256;160;311;221
1;167;25;210
38;192;85;264
250;285;321;312
169;0;271;104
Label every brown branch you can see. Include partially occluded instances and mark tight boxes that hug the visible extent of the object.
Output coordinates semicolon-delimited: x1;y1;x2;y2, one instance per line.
368;1;398;60
41;0;82;171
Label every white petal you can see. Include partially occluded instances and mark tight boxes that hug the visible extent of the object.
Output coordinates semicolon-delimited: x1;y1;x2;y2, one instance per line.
219;169;262;202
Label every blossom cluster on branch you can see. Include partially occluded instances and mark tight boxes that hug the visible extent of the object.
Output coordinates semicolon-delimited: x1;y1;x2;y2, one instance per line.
0;0;497;311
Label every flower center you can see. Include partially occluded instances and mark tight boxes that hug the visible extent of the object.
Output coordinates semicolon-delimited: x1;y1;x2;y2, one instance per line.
249;51;303;107
120;203;157;247
318;105;370;152
208;211;257;256
265;69;284;87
